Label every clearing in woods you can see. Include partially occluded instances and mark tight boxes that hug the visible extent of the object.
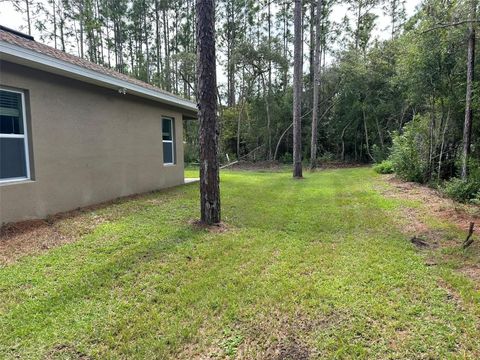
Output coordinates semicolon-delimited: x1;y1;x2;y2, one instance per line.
0;167;479;359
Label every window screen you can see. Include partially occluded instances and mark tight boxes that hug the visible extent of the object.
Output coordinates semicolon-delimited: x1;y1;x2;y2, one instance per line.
0;89;30;181
162;118;174;164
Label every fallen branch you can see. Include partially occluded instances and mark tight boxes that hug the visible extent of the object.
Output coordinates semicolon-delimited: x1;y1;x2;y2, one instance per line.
411;236;430;248
220;161;239;169
221;144;265;169
462;222;475;249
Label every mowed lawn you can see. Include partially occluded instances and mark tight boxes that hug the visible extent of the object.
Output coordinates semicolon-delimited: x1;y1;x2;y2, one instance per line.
1;168;479;359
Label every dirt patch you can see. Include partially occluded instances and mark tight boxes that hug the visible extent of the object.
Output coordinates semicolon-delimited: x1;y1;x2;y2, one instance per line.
384;175;480;233
44;344;91;359
188;219;230;234
460;265;480;283
234;310;343;359
178;310;343;359
0;219;72;265
379;175;480;284
274;339;310;360
0;190;170;265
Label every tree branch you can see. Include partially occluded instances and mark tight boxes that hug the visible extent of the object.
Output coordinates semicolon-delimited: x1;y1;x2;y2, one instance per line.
421;20;480;34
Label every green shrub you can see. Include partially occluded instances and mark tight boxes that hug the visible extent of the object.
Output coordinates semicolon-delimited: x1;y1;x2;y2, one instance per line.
389;115;430;183
442;178;480;203
371;144;388;163
279;152;293;164
318;152;335;162
471;191;480;205
373;160;394;174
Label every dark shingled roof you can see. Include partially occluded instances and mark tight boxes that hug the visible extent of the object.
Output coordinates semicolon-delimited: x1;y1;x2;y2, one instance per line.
0;26;195;106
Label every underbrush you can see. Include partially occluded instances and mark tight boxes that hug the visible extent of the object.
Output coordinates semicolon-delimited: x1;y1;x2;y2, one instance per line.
373;160;394;174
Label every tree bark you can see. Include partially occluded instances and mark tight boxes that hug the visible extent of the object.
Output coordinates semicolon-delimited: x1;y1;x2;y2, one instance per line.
293;0;303;178
362;106;374;162
197;0;221;224
310;0;323;169
260;73;272;160
25;0;31;36
461;0;476;180
163;7;171;91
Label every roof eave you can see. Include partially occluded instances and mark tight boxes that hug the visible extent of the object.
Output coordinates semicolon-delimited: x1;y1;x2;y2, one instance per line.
0;41;198;113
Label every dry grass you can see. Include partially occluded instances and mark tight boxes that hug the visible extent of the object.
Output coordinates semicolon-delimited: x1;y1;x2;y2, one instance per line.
379;174;480;286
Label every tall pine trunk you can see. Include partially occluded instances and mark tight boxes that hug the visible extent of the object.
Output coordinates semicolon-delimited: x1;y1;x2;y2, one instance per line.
461;0;476;180
197;0;221;224
293;0;303;178
25;0;31;35
310;0;323;169
163;8;171;91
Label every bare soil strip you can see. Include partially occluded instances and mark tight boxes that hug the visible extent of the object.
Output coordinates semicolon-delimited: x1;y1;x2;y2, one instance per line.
379;174;480;285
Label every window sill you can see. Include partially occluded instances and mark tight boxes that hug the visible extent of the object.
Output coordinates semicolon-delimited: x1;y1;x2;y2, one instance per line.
0;178;33;186
163;163;176;167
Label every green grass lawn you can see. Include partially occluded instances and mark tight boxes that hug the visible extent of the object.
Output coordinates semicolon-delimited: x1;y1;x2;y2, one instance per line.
1;168;479;359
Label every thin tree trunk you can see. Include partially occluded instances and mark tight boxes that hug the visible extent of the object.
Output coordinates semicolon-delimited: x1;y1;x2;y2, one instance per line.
274;123;293;161
236;98;246;160
282;1;288;91
197;0;221;224
461;0;476;180
25;0;31;35
310;0;323;169
355;3;362;50
341;120;353;162
362;106;374;161
438;109;450;181
144;1;150;82
79;1;84;58
260;74;272;160
60;16;65;52
163;7;171;91
154;0;163;86
53;0;57;49
293;0;303;178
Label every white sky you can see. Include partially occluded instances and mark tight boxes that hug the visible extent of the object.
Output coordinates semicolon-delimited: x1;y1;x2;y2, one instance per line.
1;0;422;86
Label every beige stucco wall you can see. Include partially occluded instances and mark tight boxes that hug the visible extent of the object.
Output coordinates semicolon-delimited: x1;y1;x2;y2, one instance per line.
0;61;187;224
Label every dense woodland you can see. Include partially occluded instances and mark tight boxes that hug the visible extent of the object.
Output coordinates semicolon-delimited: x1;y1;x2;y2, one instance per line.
7;0;479;199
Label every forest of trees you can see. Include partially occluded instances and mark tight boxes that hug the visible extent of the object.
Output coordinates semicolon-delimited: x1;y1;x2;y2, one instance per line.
7;0;479;199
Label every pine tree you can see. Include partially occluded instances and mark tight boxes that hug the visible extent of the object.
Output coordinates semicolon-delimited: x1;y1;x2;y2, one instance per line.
197;0;221;224
292;0;303;178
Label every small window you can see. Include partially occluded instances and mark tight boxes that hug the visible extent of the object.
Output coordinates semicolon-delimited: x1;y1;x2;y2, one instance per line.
162;117;175;165
0;88;30;183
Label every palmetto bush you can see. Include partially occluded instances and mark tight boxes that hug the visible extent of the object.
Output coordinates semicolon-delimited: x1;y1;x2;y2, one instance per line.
389;115;431;183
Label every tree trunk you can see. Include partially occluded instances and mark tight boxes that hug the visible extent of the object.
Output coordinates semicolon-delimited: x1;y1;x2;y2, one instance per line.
362;106;374;162
461;0;476;180
163;7;171;91
197;0;221;224
293;0;303;178
341;120;353;162
154;0;163;86
144;1;150;82
310;0;323;169
25;0;31;36
260;74;272;160
274;123;293;161
309;1;314;87
52;0;57;49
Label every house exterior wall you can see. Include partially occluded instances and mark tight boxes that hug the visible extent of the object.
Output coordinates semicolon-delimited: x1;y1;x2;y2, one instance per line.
0;61;186;224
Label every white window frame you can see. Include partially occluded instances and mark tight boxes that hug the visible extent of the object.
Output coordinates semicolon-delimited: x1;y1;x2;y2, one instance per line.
162;117;175;166
0;87;31;184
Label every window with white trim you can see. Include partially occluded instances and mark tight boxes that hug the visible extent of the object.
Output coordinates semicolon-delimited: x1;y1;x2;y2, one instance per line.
0;88;30;183
162;117;175;165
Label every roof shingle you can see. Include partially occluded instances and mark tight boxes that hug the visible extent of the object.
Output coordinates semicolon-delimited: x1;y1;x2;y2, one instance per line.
0;27;194;106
